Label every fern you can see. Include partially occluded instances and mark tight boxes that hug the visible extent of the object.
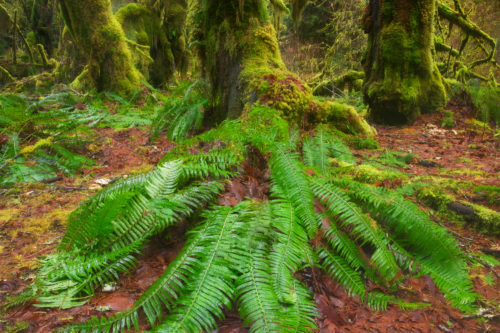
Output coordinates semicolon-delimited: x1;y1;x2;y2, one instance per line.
22;107;481;333
303;127;356;170
236;247;285;333
333;179;478;310
150;80;208;141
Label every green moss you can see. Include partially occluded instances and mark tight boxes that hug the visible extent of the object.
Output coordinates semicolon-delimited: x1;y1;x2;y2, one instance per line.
241;106;290;143
464;203;500;236
441;110;455;128
351;137;379;150
417;185;454;211
315;100;376;137
335;163;406;184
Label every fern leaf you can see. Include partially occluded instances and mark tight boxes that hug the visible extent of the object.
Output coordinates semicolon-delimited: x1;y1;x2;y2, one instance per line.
151;206;239;332
269;196;309;304
269;144;320;238
236;248;285;333
310;178;399;280
61;207;226;332
317;247;367;299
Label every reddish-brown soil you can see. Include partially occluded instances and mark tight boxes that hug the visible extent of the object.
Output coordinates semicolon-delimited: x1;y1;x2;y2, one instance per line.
1;113;498;332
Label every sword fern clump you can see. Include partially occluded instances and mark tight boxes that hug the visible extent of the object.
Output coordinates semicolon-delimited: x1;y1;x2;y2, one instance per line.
17;107;478;332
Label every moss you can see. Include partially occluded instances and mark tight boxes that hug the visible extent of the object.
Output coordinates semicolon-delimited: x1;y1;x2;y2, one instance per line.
466;203;500;236
241;106;290;142
417;185;454;211
312;71;365;96
335;163;406;184
20;138;53;155
441;110;455;128
315;100;376;137
0;65;15;85
351;137;379;150
0;208;19;224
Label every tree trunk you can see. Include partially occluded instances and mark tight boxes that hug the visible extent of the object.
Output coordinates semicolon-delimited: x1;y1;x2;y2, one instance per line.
59;0;141;95
363;0;446;125
193;0;374;136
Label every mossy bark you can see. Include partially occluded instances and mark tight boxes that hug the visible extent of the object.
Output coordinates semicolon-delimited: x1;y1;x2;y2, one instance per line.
59;0;141;95
116;1;188;87
363;0;446;125
193;0;374;136
30;0;57;56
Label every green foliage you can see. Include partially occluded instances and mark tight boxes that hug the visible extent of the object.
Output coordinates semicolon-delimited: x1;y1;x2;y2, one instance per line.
442;110;456;129
0;93;98;186
375;149;416;169
16;106;480;332
473;185;500;205
150;80;208;141
467;81;500;125
351;136;379;150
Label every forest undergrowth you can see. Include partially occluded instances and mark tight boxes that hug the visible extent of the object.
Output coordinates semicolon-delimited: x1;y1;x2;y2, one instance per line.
0;83;498;332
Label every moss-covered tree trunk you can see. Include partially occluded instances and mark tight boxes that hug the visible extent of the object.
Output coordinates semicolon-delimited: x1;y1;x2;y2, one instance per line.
59;0;140;94
363;0;446;125
192;0;374;136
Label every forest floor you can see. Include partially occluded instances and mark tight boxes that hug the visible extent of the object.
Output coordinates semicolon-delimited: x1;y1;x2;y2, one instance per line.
0;99;499;332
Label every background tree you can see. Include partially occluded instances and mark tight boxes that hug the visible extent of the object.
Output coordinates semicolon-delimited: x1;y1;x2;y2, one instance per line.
190;0;374;135
59;0;141;94
362;0;447;125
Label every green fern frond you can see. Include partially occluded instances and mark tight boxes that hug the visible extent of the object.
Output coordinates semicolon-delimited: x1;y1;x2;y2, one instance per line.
152;206;239;332
61;206;230;333
334;180;478;310
303;128;356;172
310;177;399;280
322;217;379;282
35;242;141;309
317;247;367;299
282;279;318;332
269;195;310;304
236;248;286;333
269;144;320;238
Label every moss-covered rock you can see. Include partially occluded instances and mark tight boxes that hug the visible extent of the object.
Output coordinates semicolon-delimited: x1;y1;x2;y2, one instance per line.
363;0;446;125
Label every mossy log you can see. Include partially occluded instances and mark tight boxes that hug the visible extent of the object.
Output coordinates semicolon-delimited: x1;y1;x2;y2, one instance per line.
59;0;141;95
417;185;500;237
363;0;447;125
193;0;374;136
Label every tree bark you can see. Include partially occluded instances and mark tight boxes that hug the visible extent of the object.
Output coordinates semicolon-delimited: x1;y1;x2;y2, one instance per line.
192;0;374;136
59;0;141;95
363;0;446;125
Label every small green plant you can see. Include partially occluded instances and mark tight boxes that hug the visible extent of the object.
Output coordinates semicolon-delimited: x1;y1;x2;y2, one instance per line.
351;136;379;150
150;80;208;141
441;110;455;129
375;149;416;169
